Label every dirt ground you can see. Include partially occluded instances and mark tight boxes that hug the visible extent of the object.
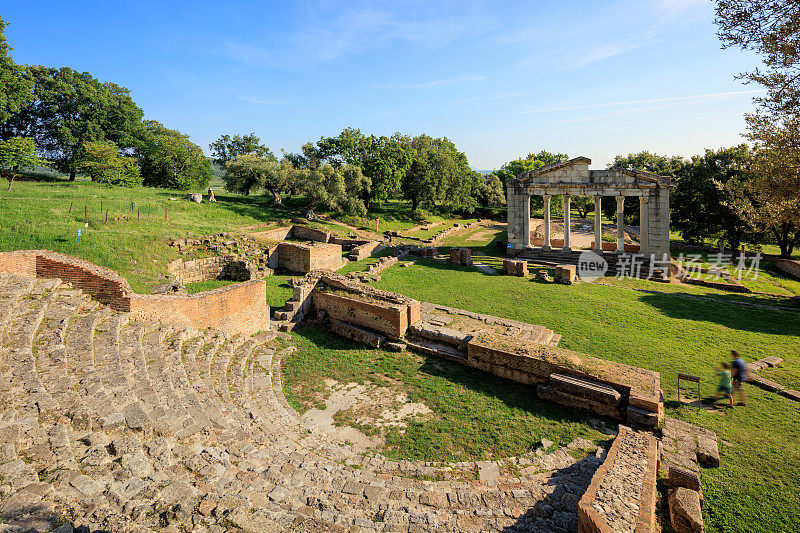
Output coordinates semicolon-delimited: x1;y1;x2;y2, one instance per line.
301;379;432;451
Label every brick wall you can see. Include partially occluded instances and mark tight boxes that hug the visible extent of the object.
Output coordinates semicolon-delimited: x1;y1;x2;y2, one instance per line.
578;427;659;533
0;250;268;336
777;259;800;280
131;280;268;336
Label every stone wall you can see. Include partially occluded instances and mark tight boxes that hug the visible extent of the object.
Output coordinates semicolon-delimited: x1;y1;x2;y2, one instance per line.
0;250;268;336
313;290;412;340
466;333;662;427
348;241;384;261
130;281;268;336
291;225;332;243
578;427;659;533
167;256;257;284
275;242;345;273
777;259;800;280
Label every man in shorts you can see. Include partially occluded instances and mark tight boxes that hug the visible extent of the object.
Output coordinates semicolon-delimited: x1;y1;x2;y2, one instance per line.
731;350;748;406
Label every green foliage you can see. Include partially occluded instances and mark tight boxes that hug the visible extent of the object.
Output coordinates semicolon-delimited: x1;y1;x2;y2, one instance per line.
209;132;273;172
672;144;754;249
402;134;479;214
0;136;42;175
139;121;211;190
477;172;506;208
495;150;569;182
80;140;141;187
724;116;800;257
0;16;33;126
300;163;369;216
8;66;144;180
606;151;686;223
715;0;800;118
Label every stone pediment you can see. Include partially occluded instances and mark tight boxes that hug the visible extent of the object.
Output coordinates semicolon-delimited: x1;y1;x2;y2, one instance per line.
517;156;670;189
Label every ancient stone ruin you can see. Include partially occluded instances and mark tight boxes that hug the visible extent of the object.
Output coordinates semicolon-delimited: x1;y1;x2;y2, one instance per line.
0;250;723;533
506;156;672;278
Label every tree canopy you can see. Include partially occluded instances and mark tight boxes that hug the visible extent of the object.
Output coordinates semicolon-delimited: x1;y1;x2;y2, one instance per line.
210;133;273;174
139;121;211;190
715;0;800;118
0;16;33;127
79;140;141;187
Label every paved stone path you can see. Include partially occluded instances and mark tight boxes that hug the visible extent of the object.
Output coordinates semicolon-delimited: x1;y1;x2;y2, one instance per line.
0;273;606;532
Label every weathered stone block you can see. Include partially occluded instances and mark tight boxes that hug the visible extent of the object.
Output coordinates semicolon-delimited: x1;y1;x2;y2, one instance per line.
627;405;659;428
537;385;622;419
696;436;720;467
329;320;385;348
668;487;703;533
667;464;701;491
186;193;202;203
549;373;622;405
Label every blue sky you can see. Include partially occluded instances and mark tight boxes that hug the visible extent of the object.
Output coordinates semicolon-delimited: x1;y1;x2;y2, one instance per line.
3;0;761;169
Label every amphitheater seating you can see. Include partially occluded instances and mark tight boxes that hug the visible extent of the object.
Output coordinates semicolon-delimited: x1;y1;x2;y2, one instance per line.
0;272;608;532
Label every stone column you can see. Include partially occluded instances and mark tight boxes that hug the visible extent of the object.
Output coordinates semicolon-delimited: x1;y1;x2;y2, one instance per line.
594;195;603;253
563;195;572;251
522;195;531;248
542;194;552;251
616;195;625;253
639;195;650;256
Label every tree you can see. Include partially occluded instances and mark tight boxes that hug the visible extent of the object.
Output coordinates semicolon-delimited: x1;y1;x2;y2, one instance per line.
79;140;141;187
0;16;33;126
209;133;273;176
723;116;800;257
139;122;211;190
715;0;800;118
0;136;43;189
478;173;506;208
672;145;753;249
299;163;368;216
225;153;297;205
6;66;144;180
571;197;593;218
607;151;685;223
402;134;479;214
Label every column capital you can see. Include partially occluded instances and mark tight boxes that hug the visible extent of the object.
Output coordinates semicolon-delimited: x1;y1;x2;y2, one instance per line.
639;196;649;204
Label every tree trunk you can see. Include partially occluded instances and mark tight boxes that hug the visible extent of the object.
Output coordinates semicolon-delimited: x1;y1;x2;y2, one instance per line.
772;224;792;258
411;194;419;212
69;170;76;181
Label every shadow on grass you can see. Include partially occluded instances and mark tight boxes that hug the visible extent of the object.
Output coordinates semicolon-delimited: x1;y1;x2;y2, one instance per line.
291;323;615;430
637;291;800;336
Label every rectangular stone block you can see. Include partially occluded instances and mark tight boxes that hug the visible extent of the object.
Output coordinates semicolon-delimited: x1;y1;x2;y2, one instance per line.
330;320;385;348
549;373;622;405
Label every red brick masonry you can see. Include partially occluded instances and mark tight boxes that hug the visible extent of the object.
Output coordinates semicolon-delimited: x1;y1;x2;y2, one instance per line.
0;250;268;336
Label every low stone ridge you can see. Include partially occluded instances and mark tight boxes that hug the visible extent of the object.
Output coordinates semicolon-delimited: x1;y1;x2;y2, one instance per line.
0;272;623;532
578;426;658;533
745;356;800;401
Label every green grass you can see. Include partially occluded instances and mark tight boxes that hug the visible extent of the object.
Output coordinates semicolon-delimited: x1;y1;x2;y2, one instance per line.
367;259;800;533
0;175;346;292
263;274;295;309
283;325;609;462
185;279;236;293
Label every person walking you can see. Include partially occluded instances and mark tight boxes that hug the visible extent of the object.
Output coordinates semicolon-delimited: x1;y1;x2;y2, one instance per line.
731;350;748;406
713;362;734;409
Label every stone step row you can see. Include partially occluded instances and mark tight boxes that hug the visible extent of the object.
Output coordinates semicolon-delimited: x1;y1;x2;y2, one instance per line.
0;273;604;533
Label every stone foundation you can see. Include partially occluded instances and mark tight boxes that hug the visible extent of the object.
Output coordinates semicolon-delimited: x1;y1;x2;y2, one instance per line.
274;242;345;273
776;258;800;280
503;259;529;276
167;256;260;284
